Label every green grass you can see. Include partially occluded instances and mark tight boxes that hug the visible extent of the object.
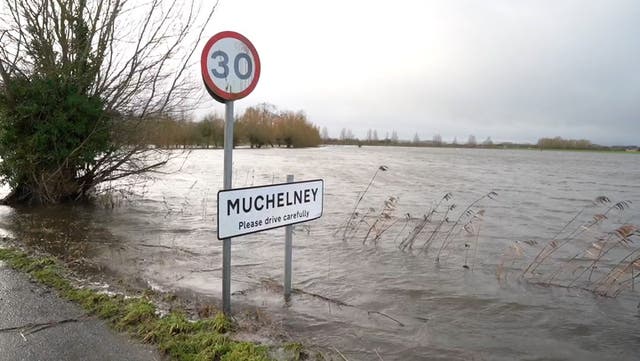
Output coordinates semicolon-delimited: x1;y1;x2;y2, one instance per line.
284;342;307;361
0;247;274;361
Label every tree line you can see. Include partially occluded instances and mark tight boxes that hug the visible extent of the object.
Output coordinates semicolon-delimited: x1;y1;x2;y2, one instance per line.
536;137;594;150
323;129;496;148
320;130;619;151
140;104;322;149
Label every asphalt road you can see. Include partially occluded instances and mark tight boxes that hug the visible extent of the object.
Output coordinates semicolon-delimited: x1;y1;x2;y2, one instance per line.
0;262;162;361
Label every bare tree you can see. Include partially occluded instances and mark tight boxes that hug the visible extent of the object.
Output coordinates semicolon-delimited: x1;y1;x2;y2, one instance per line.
467;134;477;147
346;129;355;140
0;0;218;204
321;126;329;140
391;130;399;143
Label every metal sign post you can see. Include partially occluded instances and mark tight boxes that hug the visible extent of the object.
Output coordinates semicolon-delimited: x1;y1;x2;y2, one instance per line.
201;31;261;315
222;101;234;315
284;174;294;301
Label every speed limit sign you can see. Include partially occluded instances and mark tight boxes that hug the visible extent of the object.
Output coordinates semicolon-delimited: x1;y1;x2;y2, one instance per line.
201;31;261;103
202;31;262;315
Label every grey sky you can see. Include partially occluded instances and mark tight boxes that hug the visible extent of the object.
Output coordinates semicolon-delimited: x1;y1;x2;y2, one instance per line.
199;0;639;145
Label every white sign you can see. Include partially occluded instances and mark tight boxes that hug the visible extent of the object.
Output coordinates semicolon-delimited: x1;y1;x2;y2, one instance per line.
217;180;324;239
201;31;261;102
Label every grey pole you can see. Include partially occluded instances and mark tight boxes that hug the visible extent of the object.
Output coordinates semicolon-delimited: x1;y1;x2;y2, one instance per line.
222;100;234;315
284;174;294;301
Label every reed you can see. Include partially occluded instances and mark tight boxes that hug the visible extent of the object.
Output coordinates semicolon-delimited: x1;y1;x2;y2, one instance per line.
496;241;526;283
521;196;613;278
435;191;497;262
392;213;413;246
398;192;453;252
465;211;484;270
334;176;638;300
589;225;639;296
418;204;455;255
340;165;388;241
362;196;399;245
513;197;638;298
339;190;497;269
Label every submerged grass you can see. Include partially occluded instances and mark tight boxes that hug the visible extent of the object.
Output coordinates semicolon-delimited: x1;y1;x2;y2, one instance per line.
0;247;272;361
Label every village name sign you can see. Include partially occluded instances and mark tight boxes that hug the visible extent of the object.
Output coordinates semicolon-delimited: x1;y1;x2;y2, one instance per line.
217;180;323;239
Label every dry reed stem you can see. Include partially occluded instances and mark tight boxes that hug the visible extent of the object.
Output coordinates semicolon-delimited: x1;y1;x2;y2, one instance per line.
363;196;398;245
393;214;413;246
332;347;350;361
436;191;496;262
592;249;640;294
516;198;638;298
471;221;482;271
341;166;388;241
418;205;454;255
398;193;452;251
522;197;620;278
566;225;638;287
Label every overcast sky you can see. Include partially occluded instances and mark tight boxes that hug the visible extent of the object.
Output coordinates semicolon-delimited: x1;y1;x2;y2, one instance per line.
198;0;639;145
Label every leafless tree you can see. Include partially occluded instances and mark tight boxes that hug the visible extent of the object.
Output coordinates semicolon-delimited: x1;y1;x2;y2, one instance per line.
0;0;218;204
433;134;442;146
467;134;477;147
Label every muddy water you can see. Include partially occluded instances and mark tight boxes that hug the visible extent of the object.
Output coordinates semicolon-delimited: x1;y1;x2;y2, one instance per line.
1;147;639;360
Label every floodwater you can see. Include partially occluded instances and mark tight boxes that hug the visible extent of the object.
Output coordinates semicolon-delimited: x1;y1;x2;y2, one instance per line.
1;146;639;360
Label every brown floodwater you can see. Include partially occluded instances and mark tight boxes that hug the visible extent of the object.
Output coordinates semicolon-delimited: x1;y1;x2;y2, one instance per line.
1;146;639;360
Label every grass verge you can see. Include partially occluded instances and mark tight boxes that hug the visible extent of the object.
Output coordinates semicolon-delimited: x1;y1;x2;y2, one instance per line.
0;247;272;361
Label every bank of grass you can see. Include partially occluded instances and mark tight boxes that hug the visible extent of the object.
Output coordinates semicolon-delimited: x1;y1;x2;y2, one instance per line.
0;247;275;361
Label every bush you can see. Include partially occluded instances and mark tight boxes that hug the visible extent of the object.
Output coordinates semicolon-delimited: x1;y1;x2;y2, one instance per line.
0;75;110;203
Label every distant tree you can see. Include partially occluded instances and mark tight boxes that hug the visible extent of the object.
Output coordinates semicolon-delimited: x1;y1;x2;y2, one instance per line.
198;113;224;148
346;129;355;140
453;137;458;146
467;135;477;147
273;110;321;148
366;129;373;142
391;130;399;143
339;128;347;141
237;104;275;148
321;127;330;140
373;130;379;141
413;133;420;143
537;137;593;150
482;136;493;146
433;134;443;146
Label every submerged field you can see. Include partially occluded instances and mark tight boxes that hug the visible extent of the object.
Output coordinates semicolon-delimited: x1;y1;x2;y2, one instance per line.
1;146;639;360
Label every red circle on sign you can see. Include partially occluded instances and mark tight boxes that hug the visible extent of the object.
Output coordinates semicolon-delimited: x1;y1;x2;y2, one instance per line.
201;31;261;103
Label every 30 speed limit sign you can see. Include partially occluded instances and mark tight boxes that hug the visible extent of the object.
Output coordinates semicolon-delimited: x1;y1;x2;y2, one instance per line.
202;31;261;315
201;31;261;103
